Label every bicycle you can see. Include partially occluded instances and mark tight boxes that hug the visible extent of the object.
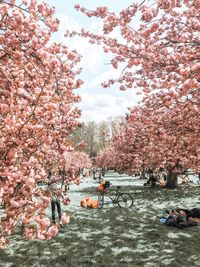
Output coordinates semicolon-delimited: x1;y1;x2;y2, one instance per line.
98;185;133;209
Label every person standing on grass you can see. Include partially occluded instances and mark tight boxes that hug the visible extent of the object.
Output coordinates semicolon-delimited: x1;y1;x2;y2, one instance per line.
48;174;64;225
92;168;96;179
101;167;105;178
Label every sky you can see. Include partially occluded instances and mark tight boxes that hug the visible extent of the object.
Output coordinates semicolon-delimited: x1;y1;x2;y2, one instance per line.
45;0;141;122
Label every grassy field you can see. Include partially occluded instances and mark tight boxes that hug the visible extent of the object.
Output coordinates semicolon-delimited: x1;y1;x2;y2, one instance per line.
1;172;200;267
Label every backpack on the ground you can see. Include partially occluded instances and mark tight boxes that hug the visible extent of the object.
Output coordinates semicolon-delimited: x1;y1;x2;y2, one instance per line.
104;181;110;189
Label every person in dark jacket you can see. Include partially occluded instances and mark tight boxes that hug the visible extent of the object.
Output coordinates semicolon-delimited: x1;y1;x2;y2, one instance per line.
144;169;157;187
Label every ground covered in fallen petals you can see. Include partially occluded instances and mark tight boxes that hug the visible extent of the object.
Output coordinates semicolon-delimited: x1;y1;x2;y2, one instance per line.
1;171;200;267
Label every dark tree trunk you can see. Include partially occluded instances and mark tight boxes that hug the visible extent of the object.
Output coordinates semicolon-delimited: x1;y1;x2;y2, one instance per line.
165;169;178;189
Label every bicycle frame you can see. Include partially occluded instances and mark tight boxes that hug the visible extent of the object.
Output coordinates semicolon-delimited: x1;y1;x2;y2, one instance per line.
98;185;133;209
99;186;121;205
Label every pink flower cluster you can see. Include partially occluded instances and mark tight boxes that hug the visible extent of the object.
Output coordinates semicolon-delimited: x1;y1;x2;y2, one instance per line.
73;0;200;94
0;0;90;249
82;0;200;184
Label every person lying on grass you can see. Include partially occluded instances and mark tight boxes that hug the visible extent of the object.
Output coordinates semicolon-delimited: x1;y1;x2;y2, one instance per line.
164;209;198;228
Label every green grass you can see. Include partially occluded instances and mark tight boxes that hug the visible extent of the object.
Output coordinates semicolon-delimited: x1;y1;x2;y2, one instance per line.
1;175;200;267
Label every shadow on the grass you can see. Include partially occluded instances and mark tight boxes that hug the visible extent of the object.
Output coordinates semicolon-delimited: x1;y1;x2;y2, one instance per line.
1;174;200;267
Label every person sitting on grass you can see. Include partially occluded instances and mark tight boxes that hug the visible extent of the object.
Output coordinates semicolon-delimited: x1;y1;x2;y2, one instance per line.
171;208;200;219
159;177;166;187
181;170;193;186
143;169;157;187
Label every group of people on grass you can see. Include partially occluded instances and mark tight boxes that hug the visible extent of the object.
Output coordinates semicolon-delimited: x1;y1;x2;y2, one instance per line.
142;168;200;188
80;167;106;180
161;208;200;228
143;169;167;187
47;167;200;232
92;167;106;180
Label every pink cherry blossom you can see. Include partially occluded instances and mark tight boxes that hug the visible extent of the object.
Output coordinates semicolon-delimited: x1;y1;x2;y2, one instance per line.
0;0;90;249
46;226;58;238
60;213;71;224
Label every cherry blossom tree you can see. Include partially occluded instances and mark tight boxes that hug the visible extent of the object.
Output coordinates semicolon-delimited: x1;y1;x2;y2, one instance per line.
96;145;116;170
72;0;200;93
0;0;84;248
72;0;200;188
64;151;92;185
141;93;200;187
97;92;200;188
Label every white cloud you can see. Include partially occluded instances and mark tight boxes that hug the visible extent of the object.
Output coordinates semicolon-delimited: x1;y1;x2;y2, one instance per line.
81;43;105;73
88;67;118;88
55;13;105;73
77;92;140;122
79;93;116;108
51;5;142;122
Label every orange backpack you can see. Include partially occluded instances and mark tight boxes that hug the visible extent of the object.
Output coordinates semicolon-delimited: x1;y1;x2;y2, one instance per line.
98;183;104;192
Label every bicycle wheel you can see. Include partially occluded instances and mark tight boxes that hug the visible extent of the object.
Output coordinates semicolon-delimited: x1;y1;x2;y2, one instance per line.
117;193;133;208
98;194;104;209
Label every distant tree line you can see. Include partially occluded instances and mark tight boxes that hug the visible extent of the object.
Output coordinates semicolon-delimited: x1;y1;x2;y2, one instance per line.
71;116;124;157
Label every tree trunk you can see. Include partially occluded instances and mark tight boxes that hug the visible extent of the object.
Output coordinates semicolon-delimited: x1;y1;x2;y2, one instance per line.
165;169;178;189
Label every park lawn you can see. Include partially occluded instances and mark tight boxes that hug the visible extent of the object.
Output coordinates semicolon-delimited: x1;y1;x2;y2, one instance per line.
1;173;200;267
